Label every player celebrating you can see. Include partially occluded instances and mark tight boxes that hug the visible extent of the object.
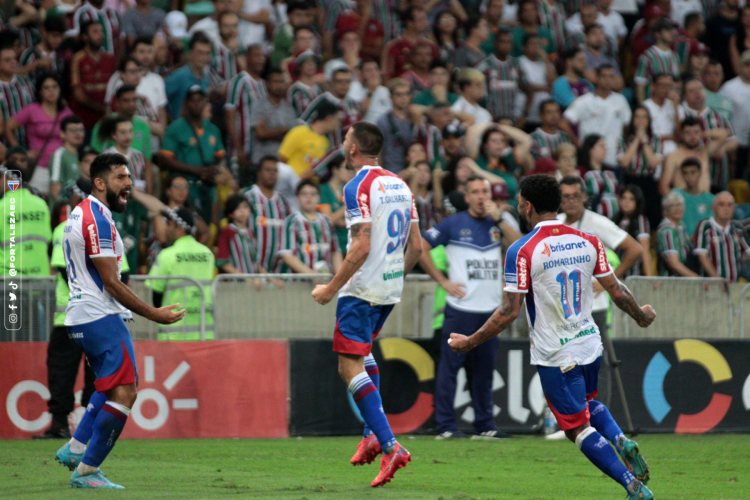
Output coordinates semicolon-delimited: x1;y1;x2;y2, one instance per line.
449;175;656;500
312;122;423;487
54;153;185;489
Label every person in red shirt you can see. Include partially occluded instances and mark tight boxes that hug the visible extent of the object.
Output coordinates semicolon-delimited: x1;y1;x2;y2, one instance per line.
381;7;438;81
69;20;116;136
631;4;670;61
335;0;384;61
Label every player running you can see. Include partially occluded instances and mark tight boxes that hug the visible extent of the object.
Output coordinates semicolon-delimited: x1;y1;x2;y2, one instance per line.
449;175;656;500
312;122;422;487
54;153;185;489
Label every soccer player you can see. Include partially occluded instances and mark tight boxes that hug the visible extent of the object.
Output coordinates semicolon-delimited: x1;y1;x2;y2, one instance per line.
448;175;656;500
54;153;185;489
312;122;423;487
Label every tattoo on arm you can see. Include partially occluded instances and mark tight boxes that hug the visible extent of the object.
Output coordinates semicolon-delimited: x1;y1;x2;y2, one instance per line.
350;224;362;237
611;280;647;322
469;293;524;348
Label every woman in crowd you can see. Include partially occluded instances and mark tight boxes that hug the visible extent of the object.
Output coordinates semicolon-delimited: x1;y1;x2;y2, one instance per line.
617;105;663;228
614;185;654;276
553;143;583;180
441;154;475;214
579;133;619;219
475;125;532;205
4;73;72;194
400;141;429;182
318;157;353;254
433;10;460;65
410;159;441;231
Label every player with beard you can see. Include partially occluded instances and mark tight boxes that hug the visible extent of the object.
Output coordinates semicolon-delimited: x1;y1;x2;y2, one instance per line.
448;174;656;500
312;122;422;487
659;116;715;195
54;153;185;489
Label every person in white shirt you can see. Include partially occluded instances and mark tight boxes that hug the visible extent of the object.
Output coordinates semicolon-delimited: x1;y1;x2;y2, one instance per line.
519;33;556;126
642;73;679;154
595;0;628;54
359;60;391;123
238;0;273;48
720;49;750;172
670;0;703;27
451;68;493;126
187;0;234;46
561;65;631;165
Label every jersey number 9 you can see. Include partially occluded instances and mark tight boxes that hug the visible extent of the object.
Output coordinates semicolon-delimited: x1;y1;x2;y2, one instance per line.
386;209;412;254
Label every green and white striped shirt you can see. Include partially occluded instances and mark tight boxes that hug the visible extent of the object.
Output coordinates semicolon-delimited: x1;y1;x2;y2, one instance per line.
475;55;526;120
694;217;750;282
635;46;680;100
225;71;267;156
288;80;322;117
656;218;694;276
530;127;573;159
243;184;293;273
279;211;340;273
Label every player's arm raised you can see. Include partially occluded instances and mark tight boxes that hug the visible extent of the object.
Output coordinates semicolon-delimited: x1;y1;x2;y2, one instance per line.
403;221;423;276
91;257;186;324
312;222;372;305
449;292;525;353
597;273;656;328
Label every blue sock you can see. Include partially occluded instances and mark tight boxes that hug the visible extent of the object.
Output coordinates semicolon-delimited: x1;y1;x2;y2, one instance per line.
576;427;638;494
72;391;107;445
349;372;396;453
589;400;626;453
80;401;130;468
363;355;380;438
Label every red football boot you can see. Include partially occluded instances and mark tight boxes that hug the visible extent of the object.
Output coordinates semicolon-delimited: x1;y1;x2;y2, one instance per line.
371;443;411;487
350;434;382;466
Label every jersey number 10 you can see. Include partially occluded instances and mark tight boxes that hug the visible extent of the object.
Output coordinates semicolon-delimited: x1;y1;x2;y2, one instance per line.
386;209;412;254
556;270;581;319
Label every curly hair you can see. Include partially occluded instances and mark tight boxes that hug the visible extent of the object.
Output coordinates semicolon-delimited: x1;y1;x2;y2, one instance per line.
519;174;561;214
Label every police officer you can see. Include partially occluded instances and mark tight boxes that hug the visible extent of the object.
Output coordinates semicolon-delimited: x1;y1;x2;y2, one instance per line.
147;207;215;340
420;175;520;439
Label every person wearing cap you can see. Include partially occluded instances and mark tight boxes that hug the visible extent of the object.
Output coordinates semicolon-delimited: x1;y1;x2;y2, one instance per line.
674;13;706;71
720;49;750;178
435;123;466;172
419;175;519;440
630;4;670;61
147;207;215;340
635;18;680;104
159;84;226;226
288;48;323;117
704;0;740;79
165;32;212;120
451;68;492;126
34;179;102;439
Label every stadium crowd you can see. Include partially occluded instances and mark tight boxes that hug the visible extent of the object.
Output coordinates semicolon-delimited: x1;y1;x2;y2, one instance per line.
3;0;750;293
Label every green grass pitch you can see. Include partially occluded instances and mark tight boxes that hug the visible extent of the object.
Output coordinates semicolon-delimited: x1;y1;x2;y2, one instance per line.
1;435;749;499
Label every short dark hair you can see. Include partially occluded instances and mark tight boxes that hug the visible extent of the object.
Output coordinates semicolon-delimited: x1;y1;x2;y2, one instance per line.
79;146;97;161
296;179;320;196
264;67;285;79
560;175;586;192
682;75;702;89
44;14;68;34
80;20;101;38
35;73;65;111
0;31;19;51
189;31;212;50
680;158;702;170
584;23;603;36
294;25;314;38
132;35;153;51
118;56;139;72
465;175;489;187
538;99;558;115
596;63;615;75
560;46;582;63
286;0;309;15
684;12;702;28
331;67;352;79
402;7;424;25
520;174;561;214
90;153;128;183
523;33;539;47
61;115;83;132
463;15;483;36
224;193;250;221
681;116;702;129
653;73;674;83
98;114;131;142
115;84;136;100
310;99;340;122
257;155;278;170
350;122;384;156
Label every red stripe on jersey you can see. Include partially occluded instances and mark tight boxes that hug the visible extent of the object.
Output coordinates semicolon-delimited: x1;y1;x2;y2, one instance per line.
80;200;101;256
355;170;379;219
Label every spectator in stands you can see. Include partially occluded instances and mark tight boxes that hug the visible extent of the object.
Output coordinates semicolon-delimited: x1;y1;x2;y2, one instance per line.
301;68;361;148
54;147;96;204
91;86;152;168
49;116;85;202
324;31;363;86
562;64;630;166
187;0;233;46
614;185;654;276
122;0;165;44
565;4;608;55
271;0;313;68
475;27;526;123
151;174;209;251
410;159;440;232
72;0;124;57
159;85;226;226
618;105;664;227
451;68;492;126
413;61;458;107
551;47;593;109
594;0;627;54
660;116;713;195
582;24;624;91
694;192;750;281
453;16;490;69
382;7;436;80
553;142;581;180
519;33;556;128
165;32;212;120
634;18;680;104
237;0;273;49
210;11;245;91
476;125;532;204
246;69;296;168
100;114;151;193
17;15;66;82
729;7;750;77
686;42;710;80
5;74;73;195
720;49;750;179
642;74;678;152
242;157;293;273
674;13;706;71
216;194;260;274
359;60;391;123
704;0;739;79
434;11;459;63
557;176;641;334
704;59;733;122
656;190;699;276
69;21;117;137
278;99;340;177
530;100;573;159
149;206;215;340
288;48;322;116
279;180;342;274
631;4;670;61
579;133;619;219
319;156;352;254
537;0;566;54
512;0;556;57
333;0;384;61
109;57;163;147
401;41;435;96
679;77;737;191
674;158;715;236
376;78;414;174
441;154;474;214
